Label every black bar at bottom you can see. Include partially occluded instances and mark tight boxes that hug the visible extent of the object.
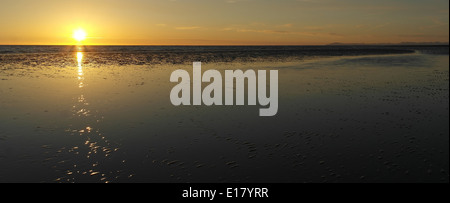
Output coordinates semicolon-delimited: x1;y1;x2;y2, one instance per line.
5;183;448;201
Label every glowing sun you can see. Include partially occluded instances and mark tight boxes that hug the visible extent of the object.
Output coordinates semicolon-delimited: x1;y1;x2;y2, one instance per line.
73;29;87;42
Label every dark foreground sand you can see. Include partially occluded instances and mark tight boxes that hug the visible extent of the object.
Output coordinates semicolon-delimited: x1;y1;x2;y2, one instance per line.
0;50;448;183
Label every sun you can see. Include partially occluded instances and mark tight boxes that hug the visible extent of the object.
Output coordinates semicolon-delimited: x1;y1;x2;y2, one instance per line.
73;29;87;42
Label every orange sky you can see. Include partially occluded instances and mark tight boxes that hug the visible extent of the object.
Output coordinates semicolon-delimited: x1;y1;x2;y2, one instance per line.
0;0;448;45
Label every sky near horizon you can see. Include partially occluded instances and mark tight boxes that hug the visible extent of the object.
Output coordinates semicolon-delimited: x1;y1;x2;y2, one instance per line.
0;0;448;45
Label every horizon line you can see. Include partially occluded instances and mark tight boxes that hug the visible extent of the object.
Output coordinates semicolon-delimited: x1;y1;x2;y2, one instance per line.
0;42;449;46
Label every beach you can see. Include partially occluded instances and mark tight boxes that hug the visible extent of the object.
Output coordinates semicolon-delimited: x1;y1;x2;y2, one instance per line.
0;45;448;183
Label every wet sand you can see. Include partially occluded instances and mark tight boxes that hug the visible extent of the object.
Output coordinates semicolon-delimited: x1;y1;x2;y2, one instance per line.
0;50;448;183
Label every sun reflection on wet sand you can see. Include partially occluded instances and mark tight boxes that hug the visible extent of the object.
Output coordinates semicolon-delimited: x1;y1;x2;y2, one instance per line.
77;52;84;88
54;50;123;183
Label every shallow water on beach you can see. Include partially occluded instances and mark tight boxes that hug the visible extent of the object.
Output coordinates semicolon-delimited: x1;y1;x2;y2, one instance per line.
0;46;448;183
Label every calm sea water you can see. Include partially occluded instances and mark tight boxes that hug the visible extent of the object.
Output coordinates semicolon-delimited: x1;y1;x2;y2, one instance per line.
0;45;448;183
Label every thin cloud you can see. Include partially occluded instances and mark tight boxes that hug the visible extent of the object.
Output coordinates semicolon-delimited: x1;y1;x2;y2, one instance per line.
225;0;251;3
175;26;202;30
223;26;344;38
278;24;294;28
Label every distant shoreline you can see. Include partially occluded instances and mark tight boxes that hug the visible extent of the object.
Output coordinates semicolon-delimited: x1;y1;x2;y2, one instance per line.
2;45;447;66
